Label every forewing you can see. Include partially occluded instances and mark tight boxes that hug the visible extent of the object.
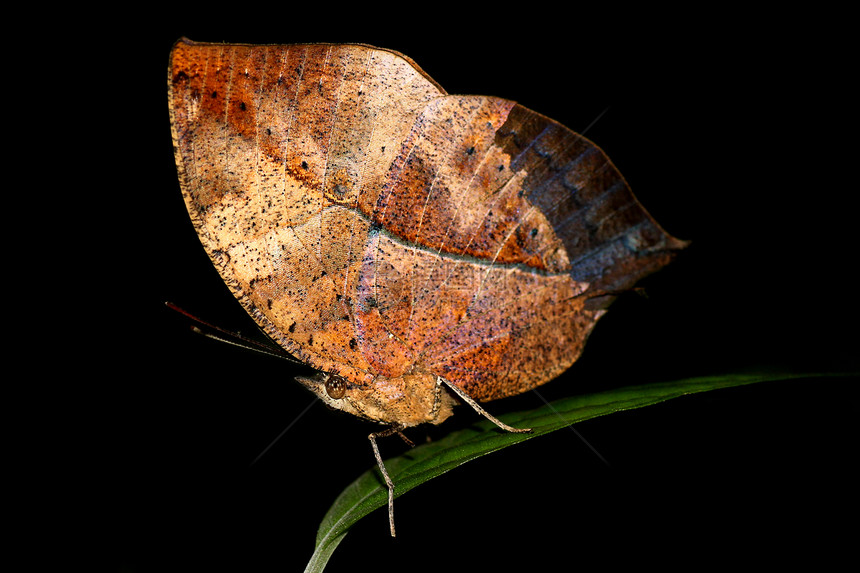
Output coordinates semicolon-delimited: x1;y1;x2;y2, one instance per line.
168;39;444;378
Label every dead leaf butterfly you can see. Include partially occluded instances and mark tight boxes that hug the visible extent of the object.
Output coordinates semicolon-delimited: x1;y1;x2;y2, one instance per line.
167;38;687;536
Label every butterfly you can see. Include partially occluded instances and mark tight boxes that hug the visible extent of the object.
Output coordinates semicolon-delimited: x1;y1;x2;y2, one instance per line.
167;38;687;536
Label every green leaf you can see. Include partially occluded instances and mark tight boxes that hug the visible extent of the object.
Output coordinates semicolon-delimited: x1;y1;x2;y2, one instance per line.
303;372;841;572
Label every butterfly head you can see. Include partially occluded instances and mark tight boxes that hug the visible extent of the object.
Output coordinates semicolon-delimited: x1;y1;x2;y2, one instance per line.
295;370;456;428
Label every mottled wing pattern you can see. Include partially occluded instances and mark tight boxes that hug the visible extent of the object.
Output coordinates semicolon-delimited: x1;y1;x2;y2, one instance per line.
168;40;445;385
358;96;686;401
168;39;686;404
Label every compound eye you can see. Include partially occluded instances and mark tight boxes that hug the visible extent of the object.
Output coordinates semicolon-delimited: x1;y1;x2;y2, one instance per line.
324;375;347;400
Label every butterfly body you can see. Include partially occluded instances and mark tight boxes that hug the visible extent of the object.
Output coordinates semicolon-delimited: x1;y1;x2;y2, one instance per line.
168;38;685;433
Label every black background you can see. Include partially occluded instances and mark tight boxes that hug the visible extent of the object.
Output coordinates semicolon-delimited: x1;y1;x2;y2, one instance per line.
46;9;856;573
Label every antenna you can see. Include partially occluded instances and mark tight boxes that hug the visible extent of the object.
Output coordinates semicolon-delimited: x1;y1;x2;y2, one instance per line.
164;301;303;365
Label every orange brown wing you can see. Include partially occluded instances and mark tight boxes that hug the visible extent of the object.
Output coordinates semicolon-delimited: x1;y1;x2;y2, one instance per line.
168;39;686;404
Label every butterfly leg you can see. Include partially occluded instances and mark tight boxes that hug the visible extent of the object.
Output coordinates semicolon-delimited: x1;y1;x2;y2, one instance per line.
437;376;532;434
368;424;407;537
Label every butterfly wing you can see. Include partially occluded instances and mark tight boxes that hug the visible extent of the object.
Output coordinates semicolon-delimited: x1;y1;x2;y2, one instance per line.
168;39;444;382
169;38;686;406
357;95;687;401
